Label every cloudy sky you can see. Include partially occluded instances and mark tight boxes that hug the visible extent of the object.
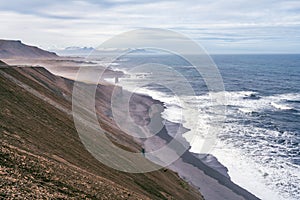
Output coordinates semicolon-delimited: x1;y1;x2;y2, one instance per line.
0;0;300;54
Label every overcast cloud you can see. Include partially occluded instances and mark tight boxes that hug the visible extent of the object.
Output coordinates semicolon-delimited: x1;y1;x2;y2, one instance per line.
0;0;299;53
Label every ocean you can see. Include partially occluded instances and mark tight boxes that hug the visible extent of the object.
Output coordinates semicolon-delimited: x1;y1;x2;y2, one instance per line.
101;53;300;200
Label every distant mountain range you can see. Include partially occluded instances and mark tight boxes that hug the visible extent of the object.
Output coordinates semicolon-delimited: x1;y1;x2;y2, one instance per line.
0;39;170;59
0;40;58;59
54;46;167;57
54;46;95;56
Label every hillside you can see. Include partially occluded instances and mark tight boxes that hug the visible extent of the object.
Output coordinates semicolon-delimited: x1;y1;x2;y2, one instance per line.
0;63;203;199
0;60;7;66
0;40;58;59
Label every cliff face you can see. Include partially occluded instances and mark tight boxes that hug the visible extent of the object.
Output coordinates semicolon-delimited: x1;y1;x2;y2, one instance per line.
0;40;58;59
0;64;203;200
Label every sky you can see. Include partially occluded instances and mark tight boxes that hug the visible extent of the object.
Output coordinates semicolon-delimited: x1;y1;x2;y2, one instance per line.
0;0;300;54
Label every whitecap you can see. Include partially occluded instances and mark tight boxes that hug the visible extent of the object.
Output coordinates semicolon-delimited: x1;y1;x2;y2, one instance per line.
271;102;293;110
238;107;254;114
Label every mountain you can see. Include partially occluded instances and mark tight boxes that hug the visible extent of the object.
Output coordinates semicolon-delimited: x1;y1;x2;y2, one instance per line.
54;47;166;57
0;63;203;199
55;46;95;56
92;48;165;55
65;46;94;51
0;40;58;59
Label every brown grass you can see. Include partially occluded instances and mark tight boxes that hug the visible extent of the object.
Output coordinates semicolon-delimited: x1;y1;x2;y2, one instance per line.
0;66;203;200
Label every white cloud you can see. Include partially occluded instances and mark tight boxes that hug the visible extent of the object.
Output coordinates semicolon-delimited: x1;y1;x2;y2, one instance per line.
0;0;299;53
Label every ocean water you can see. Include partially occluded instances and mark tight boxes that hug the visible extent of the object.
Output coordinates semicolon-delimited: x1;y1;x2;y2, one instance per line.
102;53;300;200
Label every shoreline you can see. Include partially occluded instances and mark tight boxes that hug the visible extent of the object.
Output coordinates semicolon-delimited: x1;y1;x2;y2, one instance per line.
125;87;260;200
51;61;260;200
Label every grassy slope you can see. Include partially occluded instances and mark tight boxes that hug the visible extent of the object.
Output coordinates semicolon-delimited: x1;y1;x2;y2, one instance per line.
0;66;203;200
